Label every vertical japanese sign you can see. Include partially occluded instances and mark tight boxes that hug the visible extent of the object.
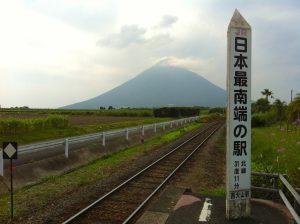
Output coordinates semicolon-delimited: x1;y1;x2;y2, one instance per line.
226;9;251;219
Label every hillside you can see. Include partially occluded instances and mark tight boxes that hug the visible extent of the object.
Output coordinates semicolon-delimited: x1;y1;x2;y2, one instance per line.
64;65;226;109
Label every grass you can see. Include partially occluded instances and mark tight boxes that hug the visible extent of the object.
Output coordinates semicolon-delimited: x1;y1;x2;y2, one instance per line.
194;123;299;199
0;117;171;144
201;187;226;197
0;122;203;221
252;124;300;186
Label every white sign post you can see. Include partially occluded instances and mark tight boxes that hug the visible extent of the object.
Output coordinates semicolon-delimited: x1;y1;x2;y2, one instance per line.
226;9;251;219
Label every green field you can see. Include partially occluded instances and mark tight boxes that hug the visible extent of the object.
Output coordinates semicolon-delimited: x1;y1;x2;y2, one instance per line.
0;107;205;144
0;116;171;144
0;108;160;144
252;125;300;186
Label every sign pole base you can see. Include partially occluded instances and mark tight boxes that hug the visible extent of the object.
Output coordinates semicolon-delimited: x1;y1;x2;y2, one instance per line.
10;159;13;220
226;199;251;219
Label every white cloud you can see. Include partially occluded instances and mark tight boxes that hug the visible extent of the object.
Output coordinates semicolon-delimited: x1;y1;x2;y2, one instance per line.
156;56;221;87
97;25;147;48
159;15;178;28
97;24;174;49
157;56;215;75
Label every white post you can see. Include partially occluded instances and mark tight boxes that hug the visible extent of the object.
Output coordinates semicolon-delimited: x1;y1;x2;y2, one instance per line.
163;123;165;130
102;132;106;146
226;9;251;219
64;139;69;158
126;128;129;140
170;122;173;128
142;126;145;136
154;124;157;133
0;150;3;176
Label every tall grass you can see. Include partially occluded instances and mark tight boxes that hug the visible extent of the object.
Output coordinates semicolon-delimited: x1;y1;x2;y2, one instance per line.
0;115;69;135
252;125;300;186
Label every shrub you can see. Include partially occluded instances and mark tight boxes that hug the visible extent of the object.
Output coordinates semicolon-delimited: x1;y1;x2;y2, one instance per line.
46;115;69;128
153;107;200;118
252;114;266;127
251;110;277;127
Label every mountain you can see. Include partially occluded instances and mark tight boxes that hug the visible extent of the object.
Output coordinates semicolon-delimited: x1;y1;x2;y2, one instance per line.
63;65;226;109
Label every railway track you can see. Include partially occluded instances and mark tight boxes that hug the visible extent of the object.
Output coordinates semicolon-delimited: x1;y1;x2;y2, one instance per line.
62;121;222;224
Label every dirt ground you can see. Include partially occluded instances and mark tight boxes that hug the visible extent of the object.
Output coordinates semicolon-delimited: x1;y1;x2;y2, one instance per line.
170;124;226;191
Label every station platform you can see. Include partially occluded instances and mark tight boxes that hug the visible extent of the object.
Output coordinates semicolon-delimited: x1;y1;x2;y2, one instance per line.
136;187;293;224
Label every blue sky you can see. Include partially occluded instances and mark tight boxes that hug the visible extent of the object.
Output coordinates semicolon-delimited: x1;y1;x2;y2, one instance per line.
0;0;299;108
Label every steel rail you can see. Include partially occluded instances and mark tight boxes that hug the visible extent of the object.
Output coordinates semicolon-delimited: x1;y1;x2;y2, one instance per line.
62;121;221;224
122;124;220;224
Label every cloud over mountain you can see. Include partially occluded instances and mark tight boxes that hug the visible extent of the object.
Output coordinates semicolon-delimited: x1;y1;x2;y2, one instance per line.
98;25;147;48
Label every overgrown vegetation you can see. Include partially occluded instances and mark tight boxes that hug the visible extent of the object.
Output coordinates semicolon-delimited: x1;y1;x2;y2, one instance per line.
251;89;300;128
0;123;203;221
0;108;176;144
0;117;170;144
0;108;153;117
286;93;300;123
251;111;277;127
153;107;200;117
252;125;300;187
0;115;69;135
248;90;300;198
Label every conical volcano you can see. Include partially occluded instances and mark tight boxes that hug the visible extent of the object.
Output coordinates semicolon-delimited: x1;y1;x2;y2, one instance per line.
64;65;226;109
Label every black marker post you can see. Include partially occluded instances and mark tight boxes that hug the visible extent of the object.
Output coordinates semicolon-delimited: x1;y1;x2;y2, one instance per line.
2;142;18;220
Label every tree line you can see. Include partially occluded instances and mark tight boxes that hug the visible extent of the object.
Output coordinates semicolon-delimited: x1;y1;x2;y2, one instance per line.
252;89;300;127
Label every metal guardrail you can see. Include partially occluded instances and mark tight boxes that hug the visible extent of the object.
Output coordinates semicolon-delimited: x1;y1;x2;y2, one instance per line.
0;116;200;176
252;172;300;224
